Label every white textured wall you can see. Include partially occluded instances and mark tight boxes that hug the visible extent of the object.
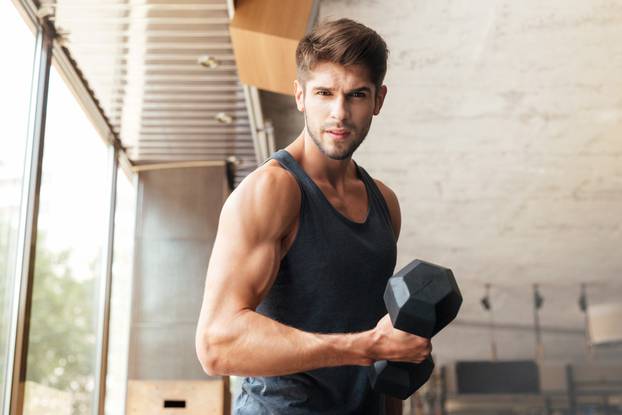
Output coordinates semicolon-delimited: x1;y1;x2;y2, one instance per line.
268;0;622;363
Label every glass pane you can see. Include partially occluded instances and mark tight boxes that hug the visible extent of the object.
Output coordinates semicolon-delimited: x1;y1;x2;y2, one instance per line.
105;168;136;415
24;64;109;415
0;1;36;410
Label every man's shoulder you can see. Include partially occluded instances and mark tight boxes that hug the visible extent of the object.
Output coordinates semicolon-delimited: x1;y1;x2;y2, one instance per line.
228;159;301;224
372;177;398;205
244;159;300;198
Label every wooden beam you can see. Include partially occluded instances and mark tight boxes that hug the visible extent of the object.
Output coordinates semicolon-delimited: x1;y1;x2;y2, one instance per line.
229;0;316;95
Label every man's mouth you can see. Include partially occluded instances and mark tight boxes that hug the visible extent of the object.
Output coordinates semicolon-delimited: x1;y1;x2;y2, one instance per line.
325;129;351;139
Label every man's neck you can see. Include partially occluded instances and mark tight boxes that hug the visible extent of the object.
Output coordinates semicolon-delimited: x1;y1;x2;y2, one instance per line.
288;132;356;191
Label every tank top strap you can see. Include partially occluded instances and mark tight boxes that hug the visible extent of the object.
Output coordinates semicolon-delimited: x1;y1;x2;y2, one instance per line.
267;149;322;200
352;161;394;228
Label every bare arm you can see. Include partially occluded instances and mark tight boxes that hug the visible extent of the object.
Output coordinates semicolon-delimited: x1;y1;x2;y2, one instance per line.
196;166;369;376
195;167;430;378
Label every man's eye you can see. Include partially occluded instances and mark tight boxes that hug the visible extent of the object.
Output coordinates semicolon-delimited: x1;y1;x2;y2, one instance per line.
316;90;330;96
351;92;366;98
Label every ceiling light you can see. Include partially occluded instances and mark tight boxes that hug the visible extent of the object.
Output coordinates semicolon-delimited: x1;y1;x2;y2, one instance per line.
215;112;234;125
197;55;220;69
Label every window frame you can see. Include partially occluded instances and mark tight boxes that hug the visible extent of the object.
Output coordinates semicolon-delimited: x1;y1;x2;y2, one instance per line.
4;2;132;415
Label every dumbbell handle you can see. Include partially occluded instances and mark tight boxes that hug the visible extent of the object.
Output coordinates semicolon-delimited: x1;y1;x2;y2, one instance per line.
369;310;447;398
369;258;462;399
370;358;435;400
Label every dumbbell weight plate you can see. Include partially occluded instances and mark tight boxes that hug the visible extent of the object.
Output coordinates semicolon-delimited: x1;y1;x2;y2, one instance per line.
369;357;435;400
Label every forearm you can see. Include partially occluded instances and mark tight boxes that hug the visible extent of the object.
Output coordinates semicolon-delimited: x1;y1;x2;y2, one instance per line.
198;309;374;376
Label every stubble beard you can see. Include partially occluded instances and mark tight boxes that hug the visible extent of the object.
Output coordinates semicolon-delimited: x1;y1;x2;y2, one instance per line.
304;111;372;161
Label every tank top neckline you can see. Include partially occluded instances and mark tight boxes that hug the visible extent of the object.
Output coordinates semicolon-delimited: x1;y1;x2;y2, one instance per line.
275;149;372;226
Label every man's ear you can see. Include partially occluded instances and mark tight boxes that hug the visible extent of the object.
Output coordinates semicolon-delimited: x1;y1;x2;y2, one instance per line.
373;85;387;115
294;79;305;112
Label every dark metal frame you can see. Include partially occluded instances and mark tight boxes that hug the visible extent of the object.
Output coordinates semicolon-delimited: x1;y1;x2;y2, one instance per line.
4;15;53;415
93;146;119;415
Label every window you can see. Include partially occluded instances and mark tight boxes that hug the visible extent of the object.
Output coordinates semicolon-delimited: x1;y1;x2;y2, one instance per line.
0;1;37;410
24;64;109;415
105;168;136;415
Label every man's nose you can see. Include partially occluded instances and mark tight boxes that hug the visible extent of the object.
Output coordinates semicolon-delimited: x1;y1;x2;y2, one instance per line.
330;95;349;122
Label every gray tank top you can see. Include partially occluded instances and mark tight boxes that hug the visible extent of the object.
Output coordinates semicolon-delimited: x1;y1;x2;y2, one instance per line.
234;149;397;415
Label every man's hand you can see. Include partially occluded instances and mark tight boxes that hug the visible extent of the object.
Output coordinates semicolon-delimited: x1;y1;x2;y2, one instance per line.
369;314;432;363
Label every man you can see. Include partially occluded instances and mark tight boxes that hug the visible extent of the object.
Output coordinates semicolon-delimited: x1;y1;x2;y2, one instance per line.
195;19;431;415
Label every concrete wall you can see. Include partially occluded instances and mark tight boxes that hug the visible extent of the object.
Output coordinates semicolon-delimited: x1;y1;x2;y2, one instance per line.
128;165;227;380
258;0;622;363
260;90;304;150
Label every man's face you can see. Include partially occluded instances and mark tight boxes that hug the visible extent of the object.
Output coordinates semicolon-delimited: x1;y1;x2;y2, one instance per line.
294;61;387;160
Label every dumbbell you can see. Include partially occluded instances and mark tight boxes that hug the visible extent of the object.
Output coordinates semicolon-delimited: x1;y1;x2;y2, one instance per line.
368;259;463;400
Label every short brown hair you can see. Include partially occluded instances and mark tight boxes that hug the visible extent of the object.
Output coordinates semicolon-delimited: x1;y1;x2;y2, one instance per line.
295;18;389;91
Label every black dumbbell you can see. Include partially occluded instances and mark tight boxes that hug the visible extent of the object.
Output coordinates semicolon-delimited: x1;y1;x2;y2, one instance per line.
369;259;462;400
